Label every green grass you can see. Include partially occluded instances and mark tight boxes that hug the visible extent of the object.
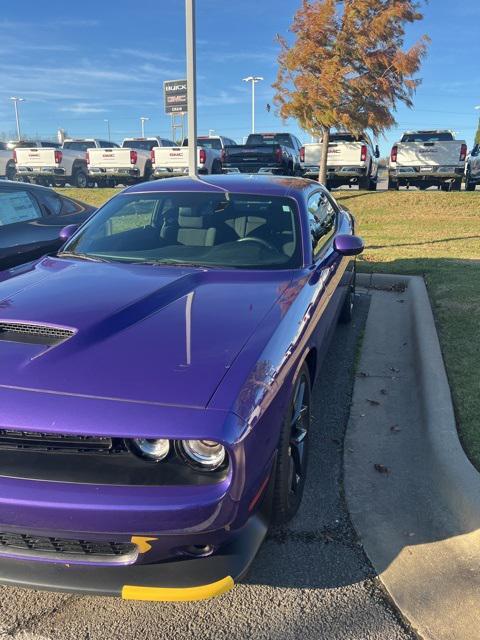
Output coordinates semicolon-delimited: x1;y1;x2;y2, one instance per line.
56;188;480;468
335;190;480;468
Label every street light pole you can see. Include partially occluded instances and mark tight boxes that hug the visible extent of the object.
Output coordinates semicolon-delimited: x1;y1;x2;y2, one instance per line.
140;117;149;138
186;0;198;177
10;97;25;140
104;119;111;142
242;76;263;134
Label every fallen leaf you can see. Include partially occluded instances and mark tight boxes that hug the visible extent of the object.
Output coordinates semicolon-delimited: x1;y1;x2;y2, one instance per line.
359;371;369;378
390;425;401;433
366;398;380;406
390;367;400;373
374;463;390;474
380;389;387;395
397;299;405;303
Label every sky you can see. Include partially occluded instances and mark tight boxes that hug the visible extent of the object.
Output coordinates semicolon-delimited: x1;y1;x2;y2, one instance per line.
1;0;479;155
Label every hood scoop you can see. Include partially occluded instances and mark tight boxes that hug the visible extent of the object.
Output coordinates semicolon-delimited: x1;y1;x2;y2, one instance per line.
0;322;75;348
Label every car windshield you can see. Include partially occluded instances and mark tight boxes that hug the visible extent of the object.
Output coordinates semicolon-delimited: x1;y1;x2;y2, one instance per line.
328;134;363;143
62;192;302;270
401;132;454;143
182;138;223;150
123;140;158;151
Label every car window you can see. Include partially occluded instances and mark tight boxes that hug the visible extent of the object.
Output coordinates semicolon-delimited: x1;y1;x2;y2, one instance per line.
63;141;92;152
308;191;337;259
41;191;63;216
63;193;302;270
61;197;85;215
100;141;114;148
0;190;43;226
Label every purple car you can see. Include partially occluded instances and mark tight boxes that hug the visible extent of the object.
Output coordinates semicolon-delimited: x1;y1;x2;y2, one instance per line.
0;175;363;601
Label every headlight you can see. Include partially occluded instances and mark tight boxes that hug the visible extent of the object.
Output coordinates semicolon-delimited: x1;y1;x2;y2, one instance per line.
133;438;170;461
180;440;226;470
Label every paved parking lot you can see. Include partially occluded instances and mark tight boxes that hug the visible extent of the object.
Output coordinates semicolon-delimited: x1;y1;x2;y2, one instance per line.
0;296;415;640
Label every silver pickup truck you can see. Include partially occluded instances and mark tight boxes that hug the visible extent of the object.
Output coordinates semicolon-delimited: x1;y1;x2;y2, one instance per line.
388;130;467;191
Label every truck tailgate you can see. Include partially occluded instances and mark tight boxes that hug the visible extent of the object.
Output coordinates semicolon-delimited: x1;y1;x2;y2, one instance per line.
396;142;463;167
224;145;278;167
87;148;132;168
304;142;364;167
15;148;56;167
152;147;203;168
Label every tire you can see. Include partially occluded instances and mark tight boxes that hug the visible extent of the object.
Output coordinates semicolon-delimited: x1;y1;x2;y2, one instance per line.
440;183;450;192
338;270;355;324
211;160;222;175
465;172;476;191
271;364;311;525
358;177;369;190
388;177;399;190
73;168;88;188
5;163;16;181
368;177;377;191
451;179;462;191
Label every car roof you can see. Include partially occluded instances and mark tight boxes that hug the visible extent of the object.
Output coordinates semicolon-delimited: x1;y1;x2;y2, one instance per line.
124;174;315;198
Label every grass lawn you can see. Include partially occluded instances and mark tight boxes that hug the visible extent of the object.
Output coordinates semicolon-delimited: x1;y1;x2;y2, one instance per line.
57;188;480;468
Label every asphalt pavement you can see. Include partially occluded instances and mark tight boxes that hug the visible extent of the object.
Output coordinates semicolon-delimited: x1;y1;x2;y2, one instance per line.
0;295;417;640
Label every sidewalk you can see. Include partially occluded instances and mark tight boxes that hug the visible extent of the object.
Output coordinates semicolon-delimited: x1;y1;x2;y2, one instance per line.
345;275;480;640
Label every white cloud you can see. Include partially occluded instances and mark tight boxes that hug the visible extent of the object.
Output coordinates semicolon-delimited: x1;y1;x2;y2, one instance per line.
60;103;108;114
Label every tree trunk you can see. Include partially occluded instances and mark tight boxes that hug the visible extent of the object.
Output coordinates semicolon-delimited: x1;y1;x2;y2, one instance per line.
319;127;330;185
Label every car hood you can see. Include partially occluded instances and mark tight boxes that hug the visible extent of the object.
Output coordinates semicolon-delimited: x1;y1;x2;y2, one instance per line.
0;257;292;409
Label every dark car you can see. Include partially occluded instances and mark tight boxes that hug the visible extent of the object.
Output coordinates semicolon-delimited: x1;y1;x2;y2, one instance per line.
0;174;363;601
0;181;94;270
223;133;303;176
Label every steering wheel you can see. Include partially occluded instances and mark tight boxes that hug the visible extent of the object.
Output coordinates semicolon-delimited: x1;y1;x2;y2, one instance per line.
237;237;277;252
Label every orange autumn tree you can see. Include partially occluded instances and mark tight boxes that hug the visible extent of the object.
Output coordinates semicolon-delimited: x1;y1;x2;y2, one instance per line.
274;0;429;184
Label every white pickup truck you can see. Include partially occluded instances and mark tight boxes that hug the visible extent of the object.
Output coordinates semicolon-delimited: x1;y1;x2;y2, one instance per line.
0;142;15;181
151;135;236;178
465;143;480;191
301;132;380;189
15;138;116;188
388;130;467;191
87;137;174;186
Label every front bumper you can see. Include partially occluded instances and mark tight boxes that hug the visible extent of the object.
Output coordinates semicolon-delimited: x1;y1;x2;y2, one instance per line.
0;513;267;601
16;166;65;177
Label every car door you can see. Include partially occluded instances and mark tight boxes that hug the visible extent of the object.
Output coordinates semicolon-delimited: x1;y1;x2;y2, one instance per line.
0;186;50;270
307;189;348;350
470;145;480;179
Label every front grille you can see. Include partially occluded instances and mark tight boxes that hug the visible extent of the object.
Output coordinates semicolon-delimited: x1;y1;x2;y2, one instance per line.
0;429;121;454
0;322;75;347
0;532;138;565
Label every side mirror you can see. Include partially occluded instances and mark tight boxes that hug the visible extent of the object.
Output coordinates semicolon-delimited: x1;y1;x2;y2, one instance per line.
472;146;479;157
375;145;380;159
59;224;79;242
334;234;364;256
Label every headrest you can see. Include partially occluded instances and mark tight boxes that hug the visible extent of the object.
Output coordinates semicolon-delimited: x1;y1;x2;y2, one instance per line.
178;205;214;229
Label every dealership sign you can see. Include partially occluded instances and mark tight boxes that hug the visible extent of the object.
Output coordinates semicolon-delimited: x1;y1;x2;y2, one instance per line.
164;79;188;114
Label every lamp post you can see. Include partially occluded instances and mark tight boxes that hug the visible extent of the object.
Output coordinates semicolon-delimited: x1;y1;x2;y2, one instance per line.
242;76;263;134
186;0;198;177
140;117;149;138
10;96;25;140
104;119;111;142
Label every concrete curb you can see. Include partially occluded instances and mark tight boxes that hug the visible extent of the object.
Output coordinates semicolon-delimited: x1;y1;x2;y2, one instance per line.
346;274;480;640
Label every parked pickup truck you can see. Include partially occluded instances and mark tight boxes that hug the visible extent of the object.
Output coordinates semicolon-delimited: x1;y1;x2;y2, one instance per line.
465;143;480;191
223;132;303;176
15;139;117;188
88;137;174;186
0;142;15;181
388;130;467;191
151;135;235;178
301;132;379;190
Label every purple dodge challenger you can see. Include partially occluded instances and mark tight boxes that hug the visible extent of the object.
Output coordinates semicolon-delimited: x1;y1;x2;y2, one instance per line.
0;175;363;601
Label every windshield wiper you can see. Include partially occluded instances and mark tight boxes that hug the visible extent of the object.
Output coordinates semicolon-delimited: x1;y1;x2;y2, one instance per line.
57;251;110;263
139;259;225;269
